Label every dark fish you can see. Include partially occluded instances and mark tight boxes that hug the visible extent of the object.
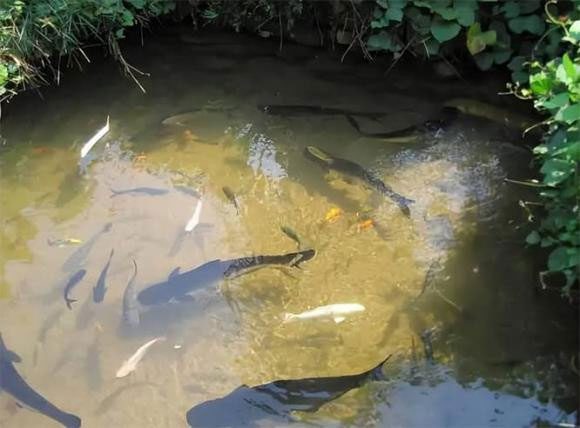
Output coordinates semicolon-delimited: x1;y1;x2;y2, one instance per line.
304;145;414;217
420;328;436;363
62;222;112;273
122;260;140;328
416;260;442;300
346;107;458;141
258;104;386;120
63;269;87;309
110;187;169;197
93;249;114;303
186;355;391;428
137;249;315;309
0;333;81;428
280;226;301;248
222;186;240;215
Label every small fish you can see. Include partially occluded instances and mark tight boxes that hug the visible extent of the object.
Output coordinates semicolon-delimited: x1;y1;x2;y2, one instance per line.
63;269;87;309
110;187;169;197
80;116;110;158
48;238;83;248
122;260;140;328
93;249;114;303
174;185;202;198
283;303;365;324
356;219;374;232
115;337;165;378
222;186;240;215
185;199;203;232
280;226;301;248
324;207;342;223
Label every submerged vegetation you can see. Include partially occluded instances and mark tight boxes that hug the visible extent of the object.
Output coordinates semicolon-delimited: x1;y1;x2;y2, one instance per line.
0;0;578;298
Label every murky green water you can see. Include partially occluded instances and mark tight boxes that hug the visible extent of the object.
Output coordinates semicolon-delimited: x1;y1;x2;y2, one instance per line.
0;31;577;427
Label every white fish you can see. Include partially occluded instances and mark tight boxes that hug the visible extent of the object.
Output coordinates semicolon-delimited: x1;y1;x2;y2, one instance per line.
184;199;203;232
283;303;365;324
115;337;164;378
80;116;110;158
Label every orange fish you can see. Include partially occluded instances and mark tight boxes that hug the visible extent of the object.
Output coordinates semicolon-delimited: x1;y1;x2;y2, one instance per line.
325;207;342;223
357;219;374;232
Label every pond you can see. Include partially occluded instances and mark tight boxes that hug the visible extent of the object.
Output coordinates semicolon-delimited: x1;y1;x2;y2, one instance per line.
0;30;577;427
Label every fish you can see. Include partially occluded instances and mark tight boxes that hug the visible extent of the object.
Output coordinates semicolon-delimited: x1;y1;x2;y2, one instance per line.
93;249;114;303
222;186;240;215
258;104;386;120
122;260;140;328
185;199;203;232
80;116;110;158
283;303;365;324
324;207;342;223
345;107;457;142
115;337;165;378
137;249;316;309
186;354;391;428
63;269;87;309
110;187;169;197
304;145;414;217
62;222;112;273
95;382;159;415
174;185;202;198
280;226;301;248
0;333;81;428
48;238;83;248
161;111;203;126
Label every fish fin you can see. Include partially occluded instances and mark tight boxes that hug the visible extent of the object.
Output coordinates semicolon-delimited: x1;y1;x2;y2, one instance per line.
6;350;22;363
282;313;295;323
333;316;346;324
66;298;77;310
369;354;393;381
168;267;181;279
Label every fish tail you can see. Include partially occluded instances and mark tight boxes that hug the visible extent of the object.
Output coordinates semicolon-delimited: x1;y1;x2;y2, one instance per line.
66;298;77;310
109;188;121;197
345;115;362;134
282;313;296;323
369;354;392;381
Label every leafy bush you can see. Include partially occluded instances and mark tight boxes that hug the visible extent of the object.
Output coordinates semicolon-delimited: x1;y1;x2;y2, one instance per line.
522;6;579;295
0;0;174;101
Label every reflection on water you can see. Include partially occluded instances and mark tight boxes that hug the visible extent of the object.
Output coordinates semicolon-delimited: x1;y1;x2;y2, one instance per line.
0;31;577;427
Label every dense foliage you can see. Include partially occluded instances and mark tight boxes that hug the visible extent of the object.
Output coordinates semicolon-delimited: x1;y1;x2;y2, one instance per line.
522;9;579;294
0;0;173;102
0;0;577;296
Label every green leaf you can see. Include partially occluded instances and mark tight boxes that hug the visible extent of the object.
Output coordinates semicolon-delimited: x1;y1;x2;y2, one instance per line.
367;32;401;52
541;92;569;109
493;48;512;64
530;71;552;96
554;141;580;160
570;21;580;42
508;55;525;71
436;8;456;20
508;15;545;35
540;158;575;185
473;52;493;70
466;23;496;55
431;16;461;42
556;103;580;124
526;230;541;245
121;9;134;26
548;246;576;271
454;0;476;26
0;64;8;87
562;53;576;81
500;1;519;18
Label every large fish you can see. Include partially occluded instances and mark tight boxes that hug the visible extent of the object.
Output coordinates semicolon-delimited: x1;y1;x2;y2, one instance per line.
304;146;414;217
93;249;114;303
138;249;316;308
186;355;391;428
258;104;386;120
0;333;81;428
122;260;140;328
63;269;87;309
